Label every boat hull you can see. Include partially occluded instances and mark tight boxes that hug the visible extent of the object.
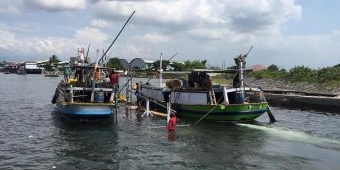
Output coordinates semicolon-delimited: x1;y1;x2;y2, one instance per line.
56;102;114;118
176;103;268;121
45;74;59;77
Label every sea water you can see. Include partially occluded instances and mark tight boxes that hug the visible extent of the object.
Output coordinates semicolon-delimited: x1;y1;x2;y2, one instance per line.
1;73;340;170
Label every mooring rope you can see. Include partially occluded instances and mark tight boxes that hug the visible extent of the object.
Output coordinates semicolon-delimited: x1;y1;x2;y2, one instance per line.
194;96;223;125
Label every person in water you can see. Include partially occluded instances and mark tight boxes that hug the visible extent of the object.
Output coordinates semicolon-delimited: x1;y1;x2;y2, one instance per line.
167;113;177;141
167;113;177;131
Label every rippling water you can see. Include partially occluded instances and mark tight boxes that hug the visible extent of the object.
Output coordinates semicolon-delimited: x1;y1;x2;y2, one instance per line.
1;73;340;170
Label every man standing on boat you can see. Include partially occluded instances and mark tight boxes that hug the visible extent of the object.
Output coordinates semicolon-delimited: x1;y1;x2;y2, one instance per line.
63;65;71;82
94;67;101;83
75;67;83;83
135;83;142;108
109;70;119;88
109;70;119;102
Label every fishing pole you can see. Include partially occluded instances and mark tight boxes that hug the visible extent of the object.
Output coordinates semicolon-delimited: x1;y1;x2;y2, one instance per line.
99;10;136;63
85;44;90;63
167;52;178;62
244;45;253;58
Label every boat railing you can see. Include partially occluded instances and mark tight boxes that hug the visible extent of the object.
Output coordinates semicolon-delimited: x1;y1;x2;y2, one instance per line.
224;87;262;93
66;87;114;92
61;85;116;104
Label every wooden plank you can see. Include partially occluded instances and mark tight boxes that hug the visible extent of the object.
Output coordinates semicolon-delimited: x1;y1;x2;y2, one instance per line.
151;111;167;117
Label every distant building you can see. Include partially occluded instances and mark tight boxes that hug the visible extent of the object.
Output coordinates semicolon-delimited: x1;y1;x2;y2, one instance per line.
17;61;42;74
130;58;146;70
119;59;131;69
69;57;78;66
143;59;156;69
2;61;17;73
249;64;267;71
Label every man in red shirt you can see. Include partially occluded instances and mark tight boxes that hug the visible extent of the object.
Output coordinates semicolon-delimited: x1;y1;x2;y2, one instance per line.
167;113;177;131
167;113;177;141
109;70;119;87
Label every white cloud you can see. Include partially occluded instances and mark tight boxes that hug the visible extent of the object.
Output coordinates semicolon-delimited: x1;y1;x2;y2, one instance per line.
24;0;86;11
186;28;230;40
74;27;108;46
223;0;301;33
0;29;17;49
0;28;105;61
135;32;170;43
92;0;218;28
111;44;152;59
3;0;340;69
0;32;76;61
0;5;20;15
91;0;301;42
90;19;112;29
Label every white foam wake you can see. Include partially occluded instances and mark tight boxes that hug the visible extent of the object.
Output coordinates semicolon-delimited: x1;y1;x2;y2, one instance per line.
237;123;340;146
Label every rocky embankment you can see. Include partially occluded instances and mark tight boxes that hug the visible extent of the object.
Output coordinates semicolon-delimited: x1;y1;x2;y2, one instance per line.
245;78;340;95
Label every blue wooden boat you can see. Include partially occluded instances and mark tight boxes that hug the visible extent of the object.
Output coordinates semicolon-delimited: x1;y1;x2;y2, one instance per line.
50;11;136;120
51;65;117;119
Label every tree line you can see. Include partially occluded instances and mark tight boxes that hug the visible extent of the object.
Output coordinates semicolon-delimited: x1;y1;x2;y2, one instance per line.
248;64;340;87
88;57;340;87
106;57;208;71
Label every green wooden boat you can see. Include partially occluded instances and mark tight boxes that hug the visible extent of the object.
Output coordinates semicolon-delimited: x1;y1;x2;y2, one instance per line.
139;52;274;122
141;85;269;122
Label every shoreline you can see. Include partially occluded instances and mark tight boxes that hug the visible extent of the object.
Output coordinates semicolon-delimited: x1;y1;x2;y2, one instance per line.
212;77;340;95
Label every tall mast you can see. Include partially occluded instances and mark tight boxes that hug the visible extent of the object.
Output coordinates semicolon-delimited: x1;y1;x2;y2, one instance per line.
239;57;244;89
159;53;163;87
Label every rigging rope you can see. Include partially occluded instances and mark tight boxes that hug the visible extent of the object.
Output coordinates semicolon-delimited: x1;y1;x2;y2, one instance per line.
194;96;223;125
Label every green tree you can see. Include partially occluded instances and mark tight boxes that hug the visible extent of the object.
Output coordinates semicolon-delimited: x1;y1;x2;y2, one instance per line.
288;66;316;82
151;60;171;71
170;62;185;71
267;64;279;72
107;57;124;70
316;67;340;83
49;54;61;63
333;64;340;68
43;54;61;71
183;60;207;70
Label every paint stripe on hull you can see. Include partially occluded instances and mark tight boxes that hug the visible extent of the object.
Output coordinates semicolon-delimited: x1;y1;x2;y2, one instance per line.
177;103;268;121
56;102;114;117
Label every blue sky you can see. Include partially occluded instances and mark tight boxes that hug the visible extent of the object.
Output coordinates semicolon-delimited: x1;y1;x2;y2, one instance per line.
1;0;340;69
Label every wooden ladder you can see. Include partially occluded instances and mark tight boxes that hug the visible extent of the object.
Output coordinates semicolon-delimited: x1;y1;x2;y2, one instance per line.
209;89;217;105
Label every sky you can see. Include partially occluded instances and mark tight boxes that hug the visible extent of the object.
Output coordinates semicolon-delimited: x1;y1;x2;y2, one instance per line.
1;0;340;69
